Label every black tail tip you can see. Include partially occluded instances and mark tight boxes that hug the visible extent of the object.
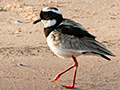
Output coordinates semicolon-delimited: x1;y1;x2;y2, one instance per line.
100;55;111;61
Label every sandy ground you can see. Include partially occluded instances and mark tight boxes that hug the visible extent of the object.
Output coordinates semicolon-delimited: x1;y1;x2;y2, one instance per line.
0;0;120;90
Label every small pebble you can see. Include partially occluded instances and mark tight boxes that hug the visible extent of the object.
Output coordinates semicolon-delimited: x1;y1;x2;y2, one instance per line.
92;29;97;31
14;20;21;24
101;27;107;29
18;63;24;66
16;31;19;34
12;59;15;62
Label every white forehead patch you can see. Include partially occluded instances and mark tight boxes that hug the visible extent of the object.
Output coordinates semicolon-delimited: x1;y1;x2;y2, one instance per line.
42;7;61;15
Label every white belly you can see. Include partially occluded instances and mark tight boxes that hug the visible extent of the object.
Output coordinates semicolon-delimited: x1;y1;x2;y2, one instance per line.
47;32;82;58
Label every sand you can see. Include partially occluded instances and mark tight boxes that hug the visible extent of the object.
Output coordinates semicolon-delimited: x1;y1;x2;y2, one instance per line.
0;0;120;90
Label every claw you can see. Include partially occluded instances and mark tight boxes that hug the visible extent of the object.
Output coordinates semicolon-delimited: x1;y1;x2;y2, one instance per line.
62;85;74;89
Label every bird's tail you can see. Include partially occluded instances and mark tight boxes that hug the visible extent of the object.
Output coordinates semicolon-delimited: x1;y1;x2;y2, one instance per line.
89;40;115;60
81;38;116;60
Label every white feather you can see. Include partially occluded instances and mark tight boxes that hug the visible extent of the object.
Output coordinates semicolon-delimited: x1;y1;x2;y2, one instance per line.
41;19;56;28
42;7;61;15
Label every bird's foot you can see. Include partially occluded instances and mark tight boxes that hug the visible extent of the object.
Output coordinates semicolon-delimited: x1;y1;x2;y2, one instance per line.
52;74;61;82
62;85;74;89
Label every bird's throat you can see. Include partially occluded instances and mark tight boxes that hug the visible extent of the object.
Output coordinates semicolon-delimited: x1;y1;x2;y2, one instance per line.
41;19;57;28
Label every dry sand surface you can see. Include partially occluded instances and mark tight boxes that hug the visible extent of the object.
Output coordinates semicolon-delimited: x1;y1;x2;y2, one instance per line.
0;0;120;90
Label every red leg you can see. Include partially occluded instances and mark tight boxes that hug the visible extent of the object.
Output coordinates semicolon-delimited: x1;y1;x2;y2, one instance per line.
52;56;78;89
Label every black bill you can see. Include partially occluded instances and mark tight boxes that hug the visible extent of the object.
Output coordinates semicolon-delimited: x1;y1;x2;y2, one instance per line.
33;18;41;24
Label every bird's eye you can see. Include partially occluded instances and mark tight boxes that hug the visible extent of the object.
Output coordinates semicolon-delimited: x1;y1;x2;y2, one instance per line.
43;14;48;18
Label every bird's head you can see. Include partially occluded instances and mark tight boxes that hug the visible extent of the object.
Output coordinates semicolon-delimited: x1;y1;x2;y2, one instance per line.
33;7;63;28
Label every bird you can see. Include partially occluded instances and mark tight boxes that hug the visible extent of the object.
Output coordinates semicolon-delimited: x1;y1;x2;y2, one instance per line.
33;7;115;89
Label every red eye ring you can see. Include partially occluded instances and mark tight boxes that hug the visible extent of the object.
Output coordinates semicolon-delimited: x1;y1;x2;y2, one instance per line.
43;14;48;18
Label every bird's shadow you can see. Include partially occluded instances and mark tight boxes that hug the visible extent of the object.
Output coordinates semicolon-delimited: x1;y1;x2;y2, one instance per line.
70;87;83;90
60;86;82;90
